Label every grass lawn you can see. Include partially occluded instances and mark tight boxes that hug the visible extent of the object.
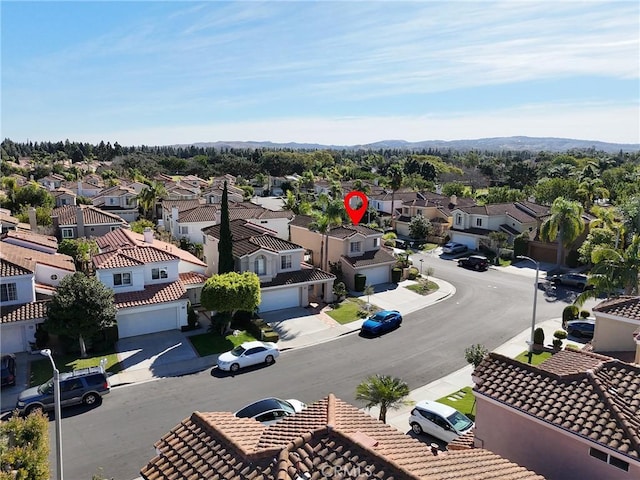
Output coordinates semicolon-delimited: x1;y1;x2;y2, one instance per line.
30;350;122;387
514;350;553;365
436;386;476;420
326;298;377;325
406;280;439;295
188;330;256;357
422;243;439;252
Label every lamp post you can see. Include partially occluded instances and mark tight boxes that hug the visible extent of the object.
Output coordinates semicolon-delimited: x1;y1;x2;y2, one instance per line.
516;256;539;364
40;349;63;480
419;258;424;275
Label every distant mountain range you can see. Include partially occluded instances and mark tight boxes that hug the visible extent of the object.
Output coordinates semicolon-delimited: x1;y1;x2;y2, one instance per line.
184;136;639;153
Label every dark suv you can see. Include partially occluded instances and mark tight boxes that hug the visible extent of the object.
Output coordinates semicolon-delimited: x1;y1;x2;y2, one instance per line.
458;255;490;271
16;366;110;415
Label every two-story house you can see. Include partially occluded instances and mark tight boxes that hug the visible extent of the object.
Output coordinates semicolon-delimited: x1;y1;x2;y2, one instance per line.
202;183;244;204
0;242;75;353
37;173;65;191
52;205;128;240
369;188;425;216
473;349;640;480
92;184;140;222
289;215;396;291
62;179;103;198
202;219;335;311
52;187;77;207
591;296;640;358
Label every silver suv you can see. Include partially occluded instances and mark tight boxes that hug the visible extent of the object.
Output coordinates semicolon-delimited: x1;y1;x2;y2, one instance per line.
16;366;110;416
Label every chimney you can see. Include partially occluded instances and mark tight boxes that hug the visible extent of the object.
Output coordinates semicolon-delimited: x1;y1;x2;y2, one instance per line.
143;227;154;244
76;206;85;238
28;207;37;231
435;184;442;194
450;194;457;206
216;209;221;224
77;179;82;195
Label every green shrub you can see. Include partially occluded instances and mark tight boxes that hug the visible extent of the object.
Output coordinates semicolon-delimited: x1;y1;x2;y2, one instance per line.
354;274;366;292
357;310;369;318
552;338;563;349
261;329;279;343
407;267;419;280
565;343;581;351
580;310;591;318
554;329;567;340
562;305;579;326
566;249;581;268
533;327;545;346
333;281;347;300
0;410;50;480
464;344;489;368
513;234;529;258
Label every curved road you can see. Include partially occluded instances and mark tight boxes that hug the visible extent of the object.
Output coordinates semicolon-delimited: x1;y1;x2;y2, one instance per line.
55;255;594;479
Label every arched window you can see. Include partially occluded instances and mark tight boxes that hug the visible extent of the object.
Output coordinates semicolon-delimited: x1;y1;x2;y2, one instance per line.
254;255;266;275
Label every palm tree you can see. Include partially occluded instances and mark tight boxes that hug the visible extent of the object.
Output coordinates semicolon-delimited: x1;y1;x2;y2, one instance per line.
322;200;344;271
352;179;371;195
356;374;410;423
388;163;404;223
540;197;585;267
308;215;330;269
590;205;623;247
576;178;609;210
137;181;166;220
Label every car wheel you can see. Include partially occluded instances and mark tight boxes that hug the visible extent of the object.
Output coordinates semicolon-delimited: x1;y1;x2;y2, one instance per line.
24;404;43;416
474;264;480;271
230;363;240;372
265;355;274;365
83;392;100;406
411;422;423;435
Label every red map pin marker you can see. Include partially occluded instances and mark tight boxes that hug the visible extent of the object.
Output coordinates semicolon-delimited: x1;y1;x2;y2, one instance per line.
344;191;368;225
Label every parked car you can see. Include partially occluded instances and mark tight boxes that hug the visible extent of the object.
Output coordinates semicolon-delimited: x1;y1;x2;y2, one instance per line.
566;319;595;339
217;341;280;372
457;255;490;271
360;310;403;336
409;400;475;443
1;354;16;387
234;397;307;425
16;366;110;416
442;242;468;254
548;273;591;290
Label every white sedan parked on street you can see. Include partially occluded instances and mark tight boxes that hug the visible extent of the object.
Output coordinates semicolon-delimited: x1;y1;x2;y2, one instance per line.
217;341;280;372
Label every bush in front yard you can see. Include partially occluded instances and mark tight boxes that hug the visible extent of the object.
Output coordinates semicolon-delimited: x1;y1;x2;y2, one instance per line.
0;410;50;480
580;310;591;318
533;327;545;346
562;305;579;326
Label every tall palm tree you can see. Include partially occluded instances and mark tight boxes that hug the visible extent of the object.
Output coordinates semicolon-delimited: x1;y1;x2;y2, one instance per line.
388;163;404;223
356;374;410;423
590;205;623;247
137;181;166;220
308;215;330;269
540;197;585;267
576;178;609;210
322;200;344;271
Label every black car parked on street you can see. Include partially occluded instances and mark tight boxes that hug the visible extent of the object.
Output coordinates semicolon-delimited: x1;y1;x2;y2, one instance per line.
457;255;490;271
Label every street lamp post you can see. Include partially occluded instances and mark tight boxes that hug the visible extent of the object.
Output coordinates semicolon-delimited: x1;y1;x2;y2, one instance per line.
419;258;424;275
516;256;539;364
40;349;63;480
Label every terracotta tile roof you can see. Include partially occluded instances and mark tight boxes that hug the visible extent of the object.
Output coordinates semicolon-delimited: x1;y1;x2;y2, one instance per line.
0;242;75;273
1;258;33;276
342;248;397;267
161;199;204;213
474;351;640;460
141;394;544;480
249;235;302;252
0;211;20;226
203;219;278;241
261;266;335;288
453;202;549;222
96;229;206;267
52;187;76;197
369;189;421;202
447;430;475;451
2;230;59;250
114;281;187;309
327;224;382;239
288;215;314;228
52;205;128;226
93;245;178;269
177;204;219;223
178;272;209;285
204;220;301;258
593;296;640;321
1;300;49;324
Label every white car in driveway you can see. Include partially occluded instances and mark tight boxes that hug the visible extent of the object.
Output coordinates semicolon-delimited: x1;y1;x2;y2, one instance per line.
217;341;280;372
409;400;474;443
442;242;468;254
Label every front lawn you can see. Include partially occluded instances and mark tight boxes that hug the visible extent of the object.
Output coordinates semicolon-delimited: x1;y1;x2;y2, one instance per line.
514;350;553;365
406;280;439;295
326;298;377;324
436;386;476;420
188;330;256;357
422;243;439;252
30;351;122;387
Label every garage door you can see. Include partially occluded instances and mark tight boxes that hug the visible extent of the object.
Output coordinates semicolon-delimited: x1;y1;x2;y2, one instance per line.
450;234;476;250
361;265;391;286
117;306;179;339
260;287;300;312
1;325;25;354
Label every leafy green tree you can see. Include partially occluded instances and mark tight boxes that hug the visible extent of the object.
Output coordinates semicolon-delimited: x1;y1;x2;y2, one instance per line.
201;272;261;334
218;181;235;274
130;219;155;234
239;185;254;200
540;198;585;267
534;177;579;205
44;273;117;357
355;374;410;423
482;186;526;204
13;182;54;211
488;231;509;262
465;344;489;368
57;238;98;273
619;195;640;238
0;409;50;479
441;182;465;198
576;178;609;209
408;214;432;240
578;228;616;265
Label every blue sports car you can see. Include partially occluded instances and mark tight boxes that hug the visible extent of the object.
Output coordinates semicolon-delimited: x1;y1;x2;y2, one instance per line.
360;310;403;336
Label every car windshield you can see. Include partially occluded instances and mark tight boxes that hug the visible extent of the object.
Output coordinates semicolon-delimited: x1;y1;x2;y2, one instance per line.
447;411;473;432
230;345;246;357
38;378;54;394
370;313;386;322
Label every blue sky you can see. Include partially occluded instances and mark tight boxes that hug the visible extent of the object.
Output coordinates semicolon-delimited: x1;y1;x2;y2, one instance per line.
2;1;639;146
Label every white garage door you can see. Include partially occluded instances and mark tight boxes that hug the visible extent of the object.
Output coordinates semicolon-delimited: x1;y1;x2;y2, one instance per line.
260;287;300;312
117;306;179;339
361;265;391;286
1;325;25;354
450;234;476;250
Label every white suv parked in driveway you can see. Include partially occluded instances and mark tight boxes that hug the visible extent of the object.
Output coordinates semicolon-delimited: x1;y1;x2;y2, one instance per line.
409;400;474;443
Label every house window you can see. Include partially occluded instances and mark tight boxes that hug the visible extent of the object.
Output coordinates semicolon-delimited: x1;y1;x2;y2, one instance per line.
62;228;74;238
152;267;168;280
113;272;132;286
254;255;266;275
373;238;379;247
202;235;206;244
281;255;292;269
589;447;629;471
109;198;116;205
403;208;409;214
180;226;189;235
417;209;423;216
456;215;461;225
61;198;67;205
476;218;482;227
110;226;119;232
0;283;17;302
350;241;362;253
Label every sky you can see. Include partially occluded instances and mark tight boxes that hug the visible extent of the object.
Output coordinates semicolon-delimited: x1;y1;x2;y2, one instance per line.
2;0;639;147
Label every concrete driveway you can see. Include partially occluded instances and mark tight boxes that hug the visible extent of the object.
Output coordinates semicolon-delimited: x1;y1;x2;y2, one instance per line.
260;307;343;348
116;330;198;376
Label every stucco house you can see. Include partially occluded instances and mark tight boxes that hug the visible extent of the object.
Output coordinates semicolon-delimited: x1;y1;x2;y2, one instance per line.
92;184;140;223
473;350;640;480
591;296;640;358
394;193;476;239
369;188;424;216
289;215;396;291
202;183;244;204
37;173;65;191
202;219;335;311
2;229;59;254
140;393;544;480
51;204;128;240
52;187;77;207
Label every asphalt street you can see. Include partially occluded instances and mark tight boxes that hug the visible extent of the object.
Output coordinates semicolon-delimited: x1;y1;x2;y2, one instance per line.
51;254;594;480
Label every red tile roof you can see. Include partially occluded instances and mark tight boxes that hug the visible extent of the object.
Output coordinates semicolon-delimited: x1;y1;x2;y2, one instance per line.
1;300;49;324
0;242;75;273
474;351;640;460
342;248;397;267
141;394;544;480
177;204;219;223
593;296;640;321
1;258;33;277
178;272;209;285
261;266;335;288
2;230;59;250
52;204;127;226
114;281;187;309
93;245;179;269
